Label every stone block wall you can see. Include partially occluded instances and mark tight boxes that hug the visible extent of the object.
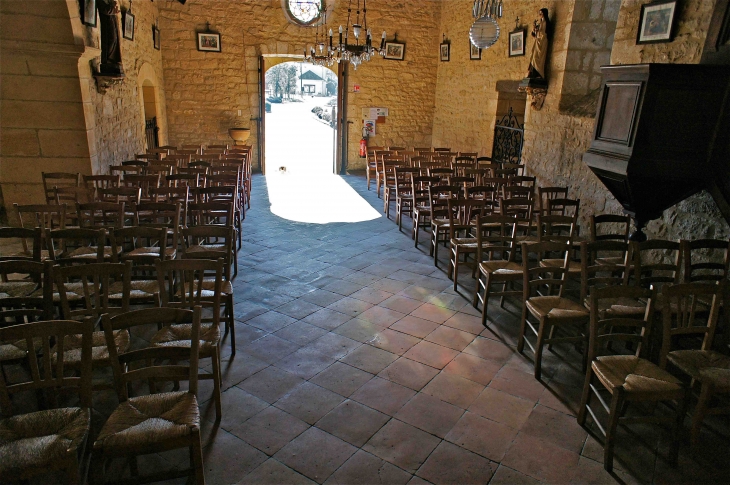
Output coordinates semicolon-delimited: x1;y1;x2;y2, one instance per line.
157;0;440;172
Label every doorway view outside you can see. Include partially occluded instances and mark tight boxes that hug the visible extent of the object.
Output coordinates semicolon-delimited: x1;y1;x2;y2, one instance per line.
264;61;380;224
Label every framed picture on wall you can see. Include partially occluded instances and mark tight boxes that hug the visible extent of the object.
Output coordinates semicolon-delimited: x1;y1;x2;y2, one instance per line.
197;32;222;52
469;41;481;60
122;10;134;41
440;42;450;62
384;42;405;60
82;0;96;27
509;29;525;57
637;0;678;44
153;25;161;50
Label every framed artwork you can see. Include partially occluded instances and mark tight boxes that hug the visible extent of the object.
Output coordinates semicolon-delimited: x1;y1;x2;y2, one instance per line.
384;42;405;61
470;41;481;60
197;32;222;52
440;42;450;62
637;0;678;44
509;29;525;57
122;11;134;41
82;0;96;27
153;25;160;50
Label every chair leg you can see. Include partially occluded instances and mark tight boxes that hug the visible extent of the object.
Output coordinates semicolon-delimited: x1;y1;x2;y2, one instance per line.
227;294;236;355
211;347;222;421
577;367;593;426
481;274;493;326
534;319;547;380
604;389;624;473
517;305;529;353
191;429;207;485
670;388;689;466
691;382;713;446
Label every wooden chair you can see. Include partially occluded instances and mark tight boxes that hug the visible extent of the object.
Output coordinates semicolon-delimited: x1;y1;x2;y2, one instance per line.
366;145;384;190
53;262;132;376
447;198;486;291
410;175;439;243
579;240;642;316
380;159;400;204
0;278;53;367
0;318;93;484
110;226;172;304
155;258;224;420
84;175;120;200
42;172;80;205
77;202;125;230
14;203;68;255
428;185;461;264
0;258;49;304
92;307;206;484
518;241;590;380
682;238;730;283
47;227;106;264
626;239;682;292
122;174;161;202
578;285;687;473
659;282;727;445
590;214;631;242
538;186;569;216
392;166;419;223
473;214;520;325
0;227;41;262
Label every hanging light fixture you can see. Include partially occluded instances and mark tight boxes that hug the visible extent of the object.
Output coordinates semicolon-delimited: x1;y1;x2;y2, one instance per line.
304;2;336;66
334;0;386;69
470;0;503;50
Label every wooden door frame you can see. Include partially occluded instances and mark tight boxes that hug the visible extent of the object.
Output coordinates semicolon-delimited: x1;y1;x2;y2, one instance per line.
258;55;266;174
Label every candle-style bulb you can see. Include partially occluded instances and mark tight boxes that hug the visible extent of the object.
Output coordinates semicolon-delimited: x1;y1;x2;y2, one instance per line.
339;25;343;33
329;28;333;36
382;30;386;39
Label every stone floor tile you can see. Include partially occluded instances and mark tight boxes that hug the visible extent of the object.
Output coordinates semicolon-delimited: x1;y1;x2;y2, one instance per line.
274;347;336;379
232;406;310;455
302;308;353;331
442;312;486;335
239;458;316;485
316;399;390;447
356;306;407;328
273;321;329;346
234;303;270;323
369;278;411;294
388;315;440;340
363;419;441;474
441;353;502;386
203;386;269;431
538;382;583;417
377;357;439;391
368;329;421;355
350;376;416;416
239;366;306;403
462;336;515;364
327;297;374;318
468;388;535;430
340;344;398;374
409;302;457;323
323;449;411;485
416;441;496;485
502;433;581;483
397;285;443;303
241;335;301;364
200;429;268;484
342;271;381;286
301;289;346;307
247;311;298;332
305;333;361;360
569;456;642;485
275;427;357;484
421;372;484;409
424;325;475;351
406;476;432;485
323;279;366;297
395;392;464;438
213;352;270;390
403;341;458;369
490;366;548;402
424;293;469;312
275;381;345;425
380;295;424;314
333;318;381;343
350;287;394;305
444;411;519;462
274;299;324;320
309;361;374;397
221;324;267;354
488;465;540;485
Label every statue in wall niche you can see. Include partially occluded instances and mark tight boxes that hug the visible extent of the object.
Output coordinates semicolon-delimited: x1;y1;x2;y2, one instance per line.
519;8;551;110
98;0;125;76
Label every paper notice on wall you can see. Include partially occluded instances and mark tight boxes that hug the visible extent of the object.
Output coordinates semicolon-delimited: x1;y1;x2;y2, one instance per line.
364;119;376;136
362;107;389;118
375;107;389;117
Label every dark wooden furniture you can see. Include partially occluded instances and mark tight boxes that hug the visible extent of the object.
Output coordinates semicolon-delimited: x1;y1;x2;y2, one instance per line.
583;64;730;240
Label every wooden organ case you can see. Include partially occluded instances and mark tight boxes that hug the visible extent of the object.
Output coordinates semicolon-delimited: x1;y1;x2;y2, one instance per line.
583;64;730;240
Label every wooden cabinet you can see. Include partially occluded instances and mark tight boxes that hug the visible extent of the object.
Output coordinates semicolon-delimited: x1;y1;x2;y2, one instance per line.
583;64;730;239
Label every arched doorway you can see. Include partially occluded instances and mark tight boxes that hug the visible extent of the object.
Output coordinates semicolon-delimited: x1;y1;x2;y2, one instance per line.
137;63;166;150
263;59;339;175
141;81;159;149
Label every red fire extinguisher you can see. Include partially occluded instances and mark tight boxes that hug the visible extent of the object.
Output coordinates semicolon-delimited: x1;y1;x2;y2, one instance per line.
359;138;367;158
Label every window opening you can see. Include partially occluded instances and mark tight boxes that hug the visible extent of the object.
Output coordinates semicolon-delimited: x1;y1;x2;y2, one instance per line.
287;0;323;25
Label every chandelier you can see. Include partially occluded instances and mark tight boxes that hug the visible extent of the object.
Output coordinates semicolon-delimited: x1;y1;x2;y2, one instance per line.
470;0;503;50
304;0;386;70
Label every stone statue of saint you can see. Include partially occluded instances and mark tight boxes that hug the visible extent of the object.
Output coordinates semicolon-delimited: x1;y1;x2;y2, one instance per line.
98;0;124;76
526;8;551;80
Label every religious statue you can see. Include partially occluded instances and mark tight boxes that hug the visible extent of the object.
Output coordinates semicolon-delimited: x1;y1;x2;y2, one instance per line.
526;8;551;80
98;0;124;76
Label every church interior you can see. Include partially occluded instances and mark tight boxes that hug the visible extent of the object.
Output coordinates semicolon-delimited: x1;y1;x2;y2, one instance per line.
1;0;730;483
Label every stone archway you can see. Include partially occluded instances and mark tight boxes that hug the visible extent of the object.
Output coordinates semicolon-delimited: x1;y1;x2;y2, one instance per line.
137;62;168;147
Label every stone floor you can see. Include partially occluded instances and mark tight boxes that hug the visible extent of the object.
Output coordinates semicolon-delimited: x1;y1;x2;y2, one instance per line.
12;173;730;484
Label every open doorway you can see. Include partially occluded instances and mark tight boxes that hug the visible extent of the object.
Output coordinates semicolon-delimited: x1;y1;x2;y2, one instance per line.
263;60;338;174
141;81;159;149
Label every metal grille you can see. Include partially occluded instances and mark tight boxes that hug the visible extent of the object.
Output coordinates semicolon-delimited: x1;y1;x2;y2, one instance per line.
145;117;159;149
491;108;524;164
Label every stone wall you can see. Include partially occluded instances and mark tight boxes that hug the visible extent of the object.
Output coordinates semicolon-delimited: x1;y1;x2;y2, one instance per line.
157;0;440;172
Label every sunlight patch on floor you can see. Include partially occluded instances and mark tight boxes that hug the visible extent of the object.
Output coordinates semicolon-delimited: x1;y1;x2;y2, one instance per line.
266;172;382;224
